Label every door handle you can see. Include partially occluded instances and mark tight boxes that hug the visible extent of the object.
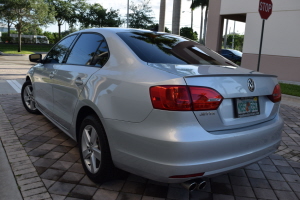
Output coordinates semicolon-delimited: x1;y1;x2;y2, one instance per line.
49;72;54;79
75;77;83;86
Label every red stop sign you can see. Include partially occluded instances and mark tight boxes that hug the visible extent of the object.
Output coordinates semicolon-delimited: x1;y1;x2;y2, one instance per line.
259;0;273;20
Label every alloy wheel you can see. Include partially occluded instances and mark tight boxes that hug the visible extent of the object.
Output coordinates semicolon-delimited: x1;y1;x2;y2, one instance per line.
81;125;102;174
23;85;37;111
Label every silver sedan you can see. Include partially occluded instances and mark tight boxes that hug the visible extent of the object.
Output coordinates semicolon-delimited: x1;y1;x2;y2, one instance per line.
21;28;283;186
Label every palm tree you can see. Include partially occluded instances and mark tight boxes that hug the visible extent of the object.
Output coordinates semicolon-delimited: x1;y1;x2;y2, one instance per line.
191;0;209;45
158;0;166;32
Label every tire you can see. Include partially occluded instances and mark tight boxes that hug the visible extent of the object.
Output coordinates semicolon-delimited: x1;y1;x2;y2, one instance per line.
21;81;40;114
79;115;114;182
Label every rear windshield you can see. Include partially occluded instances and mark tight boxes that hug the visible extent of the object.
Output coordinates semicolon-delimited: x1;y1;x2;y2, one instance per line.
117;31;236;66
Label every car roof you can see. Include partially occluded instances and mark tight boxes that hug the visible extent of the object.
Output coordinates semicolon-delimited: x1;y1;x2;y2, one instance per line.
76;28;163;35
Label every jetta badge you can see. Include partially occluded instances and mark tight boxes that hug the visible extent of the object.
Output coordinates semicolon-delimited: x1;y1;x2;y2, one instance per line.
247;78;255;92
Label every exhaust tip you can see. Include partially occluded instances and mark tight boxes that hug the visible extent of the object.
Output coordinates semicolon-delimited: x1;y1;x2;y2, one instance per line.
189;182;197;191
197;180;207;190
181;181;197;191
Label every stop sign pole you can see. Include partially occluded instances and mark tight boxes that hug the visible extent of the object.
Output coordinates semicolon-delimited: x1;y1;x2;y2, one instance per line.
257;0;273;72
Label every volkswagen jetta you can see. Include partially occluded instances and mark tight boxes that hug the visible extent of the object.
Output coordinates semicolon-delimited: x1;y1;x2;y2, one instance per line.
21;28;283;184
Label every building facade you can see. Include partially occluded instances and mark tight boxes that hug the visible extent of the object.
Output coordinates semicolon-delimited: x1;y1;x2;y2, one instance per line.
206;0;300;82
0;22;15;33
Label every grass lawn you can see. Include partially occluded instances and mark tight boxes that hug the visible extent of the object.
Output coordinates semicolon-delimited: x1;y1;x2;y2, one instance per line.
0;43;53;54
280;83;300;97
2;50;35;54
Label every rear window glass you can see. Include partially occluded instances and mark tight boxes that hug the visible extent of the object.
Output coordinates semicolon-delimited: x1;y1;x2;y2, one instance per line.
117;31;236;66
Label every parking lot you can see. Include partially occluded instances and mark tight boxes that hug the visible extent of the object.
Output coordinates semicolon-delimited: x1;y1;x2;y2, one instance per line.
0;55;300;200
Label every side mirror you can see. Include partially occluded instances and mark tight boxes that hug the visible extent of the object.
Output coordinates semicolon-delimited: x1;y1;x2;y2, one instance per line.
29;54;42;63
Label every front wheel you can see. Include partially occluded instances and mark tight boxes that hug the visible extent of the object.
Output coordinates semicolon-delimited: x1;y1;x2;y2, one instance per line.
21;81;40;114
79;115;114;182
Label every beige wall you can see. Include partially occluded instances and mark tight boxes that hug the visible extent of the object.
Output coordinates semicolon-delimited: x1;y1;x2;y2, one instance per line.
220;0;300;57
206;0;300;82
220;0;300;14
242;54;300;81
243;11;300;57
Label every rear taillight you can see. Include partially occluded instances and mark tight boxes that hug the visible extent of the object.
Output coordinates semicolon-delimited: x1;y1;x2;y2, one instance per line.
149;86;192;111
268;84;281;103
150;86;223;111
189;87;223;111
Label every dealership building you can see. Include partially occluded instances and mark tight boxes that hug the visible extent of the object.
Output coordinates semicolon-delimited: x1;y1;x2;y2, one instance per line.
205;0;300;82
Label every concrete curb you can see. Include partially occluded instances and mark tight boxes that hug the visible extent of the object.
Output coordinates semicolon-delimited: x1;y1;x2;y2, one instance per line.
0;140;23;200
280;80;300;86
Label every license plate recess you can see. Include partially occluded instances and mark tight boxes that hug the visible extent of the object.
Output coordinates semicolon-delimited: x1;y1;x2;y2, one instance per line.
234;97;260;118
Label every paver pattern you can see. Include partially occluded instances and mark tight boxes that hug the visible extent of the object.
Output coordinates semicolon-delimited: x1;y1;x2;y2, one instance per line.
0;94;300;200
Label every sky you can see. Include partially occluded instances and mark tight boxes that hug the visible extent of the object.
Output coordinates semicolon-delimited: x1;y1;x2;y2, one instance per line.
44;0;246;36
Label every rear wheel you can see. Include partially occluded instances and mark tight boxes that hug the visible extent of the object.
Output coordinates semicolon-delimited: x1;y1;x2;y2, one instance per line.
21;81;40;114
79;115;114;182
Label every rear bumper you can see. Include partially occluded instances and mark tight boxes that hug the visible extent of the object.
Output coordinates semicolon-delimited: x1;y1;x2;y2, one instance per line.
103;110;283;183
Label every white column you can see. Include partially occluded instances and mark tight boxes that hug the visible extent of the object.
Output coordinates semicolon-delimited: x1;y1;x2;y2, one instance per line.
159;0;166;32
127;0;129;28
172;0;181;35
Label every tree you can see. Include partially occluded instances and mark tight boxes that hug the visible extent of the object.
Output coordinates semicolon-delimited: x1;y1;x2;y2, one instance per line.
165;26;171;33
47;0;74;39
1;0;54;52
225;33;244;51
147;23;170;33
0;1;16;38
70;0;88;29
128;0;154;29
47;0;87;39
79;3;105;28
191;0;209;44
180;27;198;41
23;26;43;35
43;31;59;44
79;3;122;28
103;8;123;27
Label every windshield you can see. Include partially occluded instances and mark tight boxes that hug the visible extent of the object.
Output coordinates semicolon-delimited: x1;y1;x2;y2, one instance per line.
117;31;237;66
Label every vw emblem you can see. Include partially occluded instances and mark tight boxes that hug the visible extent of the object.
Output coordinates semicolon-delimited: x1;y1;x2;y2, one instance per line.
247;78;255;92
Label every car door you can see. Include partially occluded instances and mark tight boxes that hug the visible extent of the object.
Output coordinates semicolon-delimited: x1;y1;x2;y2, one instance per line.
51;32;109;130
33;34;78;117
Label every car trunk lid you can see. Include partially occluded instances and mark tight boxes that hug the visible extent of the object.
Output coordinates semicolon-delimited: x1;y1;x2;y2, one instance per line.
147;63;280;132
184;74;279;132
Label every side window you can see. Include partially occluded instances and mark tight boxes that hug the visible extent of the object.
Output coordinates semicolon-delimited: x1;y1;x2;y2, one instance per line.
67;33;105;65
91;40;109;67
45;35;77;63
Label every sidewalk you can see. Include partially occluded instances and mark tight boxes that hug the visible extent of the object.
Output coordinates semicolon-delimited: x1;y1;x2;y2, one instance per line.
280;80;300;86
282;94;300;109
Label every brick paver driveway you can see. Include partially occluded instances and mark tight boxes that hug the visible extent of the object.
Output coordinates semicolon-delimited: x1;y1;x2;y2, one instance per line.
0;94;300;200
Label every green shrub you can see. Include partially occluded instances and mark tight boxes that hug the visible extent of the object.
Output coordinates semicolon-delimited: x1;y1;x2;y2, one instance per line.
0;32;13;43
